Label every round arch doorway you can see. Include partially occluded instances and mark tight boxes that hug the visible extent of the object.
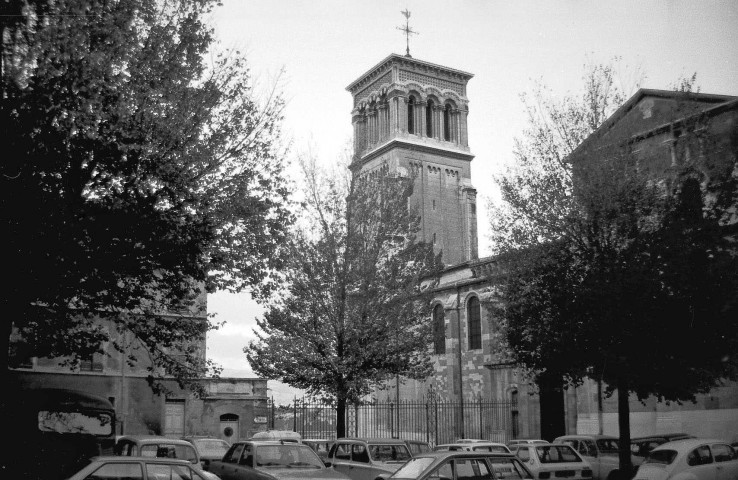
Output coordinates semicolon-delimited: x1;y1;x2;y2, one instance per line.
220;413;239;442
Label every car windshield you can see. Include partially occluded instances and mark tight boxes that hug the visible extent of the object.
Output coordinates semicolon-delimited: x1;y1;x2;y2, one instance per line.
535;445;580;463
596;439;620;454
193;439;230;457
389;457;436;479
369;444;412;462
644;450;678;465
255;444;324;468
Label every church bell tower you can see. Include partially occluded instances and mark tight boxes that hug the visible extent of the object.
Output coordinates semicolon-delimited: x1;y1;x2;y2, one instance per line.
346;55;478;265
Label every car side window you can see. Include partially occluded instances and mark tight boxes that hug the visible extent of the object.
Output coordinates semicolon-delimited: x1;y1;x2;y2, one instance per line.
146;464;197;480
580;441;596;457
428;461;454;480
239;444;253;467
486;458;532;480
85;462;143;480
711;444;734;462
516;447;530;462
352;444;370;463
456;458;493;480
687;445;713;466
334;444;351;461
225;444;245;464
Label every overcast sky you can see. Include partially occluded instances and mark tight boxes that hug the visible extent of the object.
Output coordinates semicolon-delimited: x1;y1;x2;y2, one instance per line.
204;0;738;405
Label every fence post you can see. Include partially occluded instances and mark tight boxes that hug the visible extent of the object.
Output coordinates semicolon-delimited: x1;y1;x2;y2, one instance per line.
293;397;297;433
479;396;483;439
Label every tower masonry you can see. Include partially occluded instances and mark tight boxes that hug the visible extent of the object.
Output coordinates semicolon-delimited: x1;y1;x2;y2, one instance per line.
347;54;478;265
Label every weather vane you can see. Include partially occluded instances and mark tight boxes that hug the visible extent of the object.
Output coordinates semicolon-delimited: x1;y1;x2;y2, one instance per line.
396;9;418;58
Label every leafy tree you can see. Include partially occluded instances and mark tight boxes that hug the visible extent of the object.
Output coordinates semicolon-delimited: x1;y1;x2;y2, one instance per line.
491;63;737;478
2;0;292;394
246;154;441;437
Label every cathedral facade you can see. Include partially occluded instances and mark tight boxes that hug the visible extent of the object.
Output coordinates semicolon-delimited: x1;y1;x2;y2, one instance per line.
347;53;738;442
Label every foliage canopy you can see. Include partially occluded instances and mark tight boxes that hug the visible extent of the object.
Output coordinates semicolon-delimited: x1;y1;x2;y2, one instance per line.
2;0;293;393
246;155;441;436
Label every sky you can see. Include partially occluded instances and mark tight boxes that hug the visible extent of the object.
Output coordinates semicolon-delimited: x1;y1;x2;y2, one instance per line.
203;0;738;405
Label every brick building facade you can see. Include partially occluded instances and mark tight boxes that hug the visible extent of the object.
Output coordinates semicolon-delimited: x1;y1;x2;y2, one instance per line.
348;53;737;442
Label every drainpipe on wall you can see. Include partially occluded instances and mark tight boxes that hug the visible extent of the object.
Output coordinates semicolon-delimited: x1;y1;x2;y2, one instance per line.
456;285;465;438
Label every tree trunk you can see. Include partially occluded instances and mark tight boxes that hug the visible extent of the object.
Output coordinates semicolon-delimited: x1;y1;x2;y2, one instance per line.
617;377;633;480
538;371;566;441
336;397;346;438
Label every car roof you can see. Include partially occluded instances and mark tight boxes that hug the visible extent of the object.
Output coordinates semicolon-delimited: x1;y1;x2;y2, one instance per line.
631;433;694;441
90;456;194;465
651;438;731;451
303;438;333;442
554;434;617;441
438;442;508;447
413;451;517;460
337;437;410;444
116;435;194;446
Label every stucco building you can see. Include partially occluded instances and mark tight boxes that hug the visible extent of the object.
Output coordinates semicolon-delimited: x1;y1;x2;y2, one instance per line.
9;294;269;442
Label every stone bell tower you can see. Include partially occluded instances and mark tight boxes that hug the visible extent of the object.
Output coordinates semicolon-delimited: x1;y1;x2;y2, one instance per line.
346;54;478;265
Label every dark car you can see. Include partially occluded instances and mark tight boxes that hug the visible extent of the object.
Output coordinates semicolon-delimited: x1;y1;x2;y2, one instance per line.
183;436;232;469
208;440;350;480
629;433;695;459
387;450;533;480
64;455;219;480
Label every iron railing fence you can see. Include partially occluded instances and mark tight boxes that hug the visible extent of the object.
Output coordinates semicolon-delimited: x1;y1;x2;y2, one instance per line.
272;397;518;446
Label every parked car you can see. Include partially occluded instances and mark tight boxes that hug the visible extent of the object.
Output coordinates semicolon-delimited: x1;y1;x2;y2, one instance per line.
632;438;738;480
387;450;534;480
630;433;695;459
304;438;336;461
511;443;593;479
507;439;550;447
183;436;232;470
64;455;221;480
328;437;413;480
209;440;349;480
434;442;512;454
250;430;303;443
404;439;432;455
115;435;220;479
554;434;641;480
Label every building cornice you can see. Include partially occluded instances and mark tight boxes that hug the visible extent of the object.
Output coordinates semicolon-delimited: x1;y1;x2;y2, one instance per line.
351;138;474;172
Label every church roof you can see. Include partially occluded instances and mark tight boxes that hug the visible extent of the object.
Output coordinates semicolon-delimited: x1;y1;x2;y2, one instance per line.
568;88;737;161
346;53;473;94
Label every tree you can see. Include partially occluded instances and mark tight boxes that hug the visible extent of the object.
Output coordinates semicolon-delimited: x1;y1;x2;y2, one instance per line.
489;60;635;441
491;63;737;478
2;0;292;394
246;154;441;437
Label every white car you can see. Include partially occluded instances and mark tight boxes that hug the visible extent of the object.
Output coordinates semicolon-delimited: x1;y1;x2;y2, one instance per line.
511;443;593;479
633;438;737;480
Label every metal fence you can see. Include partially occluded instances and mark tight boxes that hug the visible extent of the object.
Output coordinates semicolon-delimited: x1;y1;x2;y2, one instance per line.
273;396;518;446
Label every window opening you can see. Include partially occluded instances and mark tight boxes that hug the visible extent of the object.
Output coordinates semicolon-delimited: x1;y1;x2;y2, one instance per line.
444;105;451;141
426;100;434;137
408;96;416;134
468;297;481;350
433;304;445;355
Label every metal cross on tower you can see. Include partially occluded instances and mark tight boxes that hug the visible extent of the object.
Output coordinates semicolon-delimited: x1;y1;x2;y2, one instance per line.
396;8;418;58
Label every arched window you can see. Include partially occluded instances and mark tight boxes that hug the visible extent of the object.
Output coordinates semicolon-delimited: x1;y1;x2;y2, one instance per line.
426;100;434;137
467;296;481;350
443;105;452;141
407;96;416;134
433;304;445;354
